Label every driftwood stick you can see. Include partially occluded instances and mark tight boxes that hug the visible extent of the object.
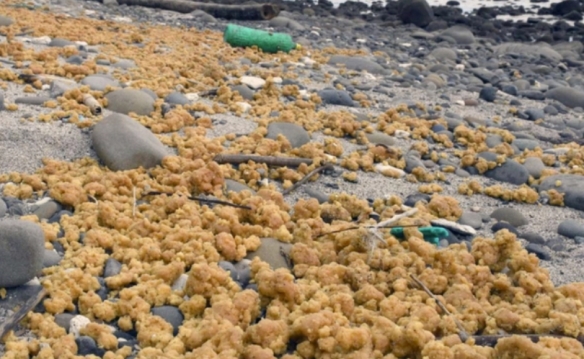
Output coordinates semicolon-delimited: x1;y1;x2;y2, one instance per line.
410;274;470;342
143;191;251;210
115;0;280;20
214;154;312;167
472;334;584;347
0;286;47;341
282;164;334;196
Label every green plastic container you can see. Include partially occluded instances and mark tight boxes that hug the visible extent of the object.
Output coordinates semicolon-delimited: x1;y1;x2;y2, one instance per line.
390;226;449;246
223;24;299;54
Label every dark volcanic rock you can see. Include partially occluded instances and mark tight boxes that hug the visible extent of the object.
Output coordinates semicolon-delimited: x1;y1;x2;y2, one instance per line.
397;0;433;27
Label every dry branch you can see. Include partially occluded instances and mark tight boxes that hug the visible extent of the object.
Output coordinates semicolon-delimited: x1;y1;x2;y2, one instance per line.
115;0;280;20
214;154;312;167
143;191;251;209
282;164;334;195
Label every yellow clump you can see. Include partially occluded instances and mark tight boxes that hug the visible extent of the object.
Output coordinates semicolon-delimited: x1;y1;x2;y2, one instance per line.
419;183;443;194
427;195;462;220
343;172;358;183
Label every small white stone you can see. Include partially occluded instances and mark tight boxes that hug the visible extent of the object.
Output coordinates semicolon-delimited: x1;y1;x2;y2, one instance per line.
112;16;133;23
31;36;51;45
363;73;376;81
455;64;465;71
185;93;199;101
356;38;367;43
298;89;308;98
236;102;252;113
401;43;412;47
310;30;320;37
70;315;91;338
75;41;88;47
272;77;282;84
394;129;410;139
375;164;405;178
25;278;40;286
260;178;269;187
312;26;321;31
455;100;465;106
301;57;316;66
431;218;477;236
240;76;266;90
84;10;96;15
399;63;412;68
42;84;50;91
34;197;53;206
172;274;188;291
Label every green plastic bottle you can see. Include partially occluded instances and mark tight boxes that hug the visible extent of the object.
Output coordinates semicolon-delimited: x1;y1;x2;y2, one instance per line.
389;226;448;246
223;24;300;54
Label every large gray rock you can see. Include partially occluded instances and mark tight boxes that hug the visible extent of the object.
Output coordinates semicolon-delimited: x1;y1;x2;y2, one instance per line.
538;174;584;211
266;122;310;148
327;55;385;74
0;15;14;27
365;131;396;147
545;87;584;109
269;16;305;31
105;88;155;116
318;89;356;107
398;0;433;27
494;43;563;62
483;159;529;185
91;113;168;171
224;179;256;194
558;219;584;239
245;238;292;270
0;220;45;288
523;157;545;179
428;47;457;62
151;306;184;335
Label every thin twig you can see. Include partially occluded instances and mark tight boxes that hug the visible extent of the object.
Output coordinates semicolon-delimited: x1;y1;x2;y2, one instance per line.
315;223;424;238
283;164;334;196
410;274;470;342
214;154;312;167
143;191;251;210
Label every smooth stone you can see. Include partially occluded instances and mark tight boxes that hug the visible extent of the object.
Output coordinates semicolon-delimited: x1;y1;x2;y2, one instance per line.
495;43;563;62
33;199;61;220
0;220;45;288
70;315;91;338
14;96;51;106
490;208;528;227
491;221;519;236
103;258;122;278
76;336;104;357
538;174;584;211
49;38;75;47
525;108;545;121
404;193;431;207
545;86;584;109
458;211;483;229
0;198;6;217
240;76;265;90
269;16;306;31
234;260;251;287
441;25;475;44
43;249;62;268
484;159;529;185
49;210;73;224
431;218;476;236
245;238;293;270
224;179;256;194
171;273;188;291
151;306;184;336
65;55;84;65
327;55;385;74
365;131;396;146
190;9;217;22
428;47;457;62
558;219;584;239
0;15;14;27
525;243;551;260
112;59;136;69
479;87;497;102
80;74;120;91
513;139;540;151
486;134;503;148
232;84;254;101
164;91;190;106
91;113;169;171
55;313;75;331
266;122;310;148
523;157;545;179
375;164;405;178
50;80;77;98
304;188;329;204
519;231;546;245
398;0;433;27
404;155;426;173
141;88;158;100
105;88;155;116
318;89;356;107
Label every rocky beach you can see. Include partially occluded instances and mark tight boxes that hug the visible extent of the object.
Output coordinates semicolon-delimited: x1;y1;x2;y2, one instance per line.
2;0;584;357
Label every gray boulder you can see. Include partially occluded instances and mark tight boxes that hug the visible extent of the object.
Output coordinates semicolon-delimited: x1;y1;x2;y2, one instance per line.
266;122;310;148
105;88;155;116
0;220;45;288
327;55;385;74
545;86;584;109
398;0;433;27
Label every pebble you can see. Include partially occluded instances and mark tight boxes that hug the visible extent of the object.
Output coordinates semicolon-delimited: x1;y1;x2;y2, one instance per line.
231;84;255;100
491;221;519;236
70;315;91;338
91;113;169;171
171;273;188;292
76;336;105;357
525;243;552;260
103;258;122;278
318;89;356;107
557;219;584;239
54;313;75;331
33;199;61;220
151;306;184;335
519;231;546;245
365;131;397;146
266;122;310;148
105;88;155;116
304;188;329;203
523;157;545;179
538;174;584;211
164;91;190;105
240;76;265;90
479;86;497;102
42;249;62;268
0;198;6;217
545;86;584;109
49;80;77;98
245;238;293;270
0;220;45;288
483;159;529;185
80;74;120;91
327;55;385;74
224;179;256;194
457;211;483;229
490;207;529;227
